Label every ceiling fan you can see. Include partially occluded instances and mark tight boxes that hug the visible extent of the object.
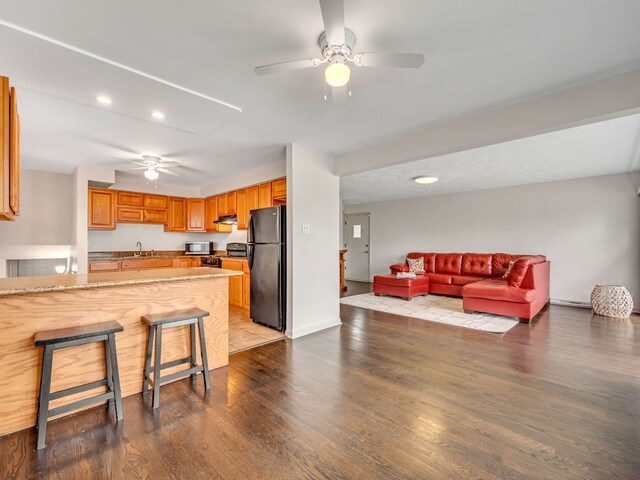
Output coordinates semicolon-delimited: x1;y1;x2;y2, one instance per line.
116;155;183;181
254;0;425;93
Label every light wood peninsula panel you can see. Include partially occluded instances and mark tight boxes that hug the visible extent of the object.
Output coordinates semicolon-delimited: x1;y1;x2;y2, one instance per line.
0;268;240;436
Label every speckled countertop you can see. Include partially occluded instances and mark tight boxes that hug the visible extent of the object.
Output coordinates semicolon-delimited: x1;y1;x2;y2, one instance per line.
88;250;226;261
0;268;242;296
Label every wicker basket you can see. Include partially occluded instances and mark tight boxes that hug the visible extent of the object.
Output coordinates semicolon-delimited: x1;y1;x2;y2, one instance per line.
590;285;633;318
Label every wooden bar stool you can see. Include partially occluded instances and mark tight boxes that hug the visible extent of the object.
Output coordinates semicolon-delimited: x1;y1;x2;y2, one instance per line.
142;308;211;409
34;321;124;450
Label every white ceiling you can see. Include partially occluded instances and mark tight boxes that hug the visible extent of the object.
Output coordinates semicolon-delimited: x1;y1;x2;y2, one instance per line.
340;113;640;204
1;1;640;187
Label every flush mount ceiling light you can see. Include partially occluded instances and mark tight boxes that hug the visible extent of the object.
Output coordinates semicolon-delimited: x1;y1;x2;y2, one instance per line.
95;95;112;105
325;62;351;87
151;111;165;120
414;176;439;184
144;168;159;181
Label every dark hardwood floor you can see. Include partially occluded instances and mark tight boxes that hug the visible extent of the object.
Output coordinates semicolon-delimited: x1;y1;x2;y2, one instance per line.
1;282;639;479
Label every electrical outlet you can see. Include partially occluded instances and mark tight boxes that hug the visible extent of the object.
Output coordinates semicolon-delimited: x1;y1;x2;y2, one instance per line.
302;224;311;234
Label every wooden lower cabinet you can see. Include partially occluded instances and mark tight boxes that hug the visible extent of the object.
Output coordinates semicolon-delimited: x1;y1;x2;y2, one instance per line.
88;261;120;273
221;259;250;312
173;257;201;268
121;258;174;270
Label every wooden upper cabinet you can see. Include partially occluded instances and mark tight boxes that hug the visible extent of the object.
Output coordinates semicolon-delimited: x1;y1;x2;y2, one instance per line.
238;185;258;231
258;182;272;209
217;193;227;217
88;188;116;230
8;86;19;217
226;191;237;215
117;191;144;207
144;209;167;224
0;76;19;221
116;206;144;223
165;197;187;232
236;189;247;230
272;178;286;201
205;196;231;233
205;196;218;232
144;194;167;209
187;198;206;232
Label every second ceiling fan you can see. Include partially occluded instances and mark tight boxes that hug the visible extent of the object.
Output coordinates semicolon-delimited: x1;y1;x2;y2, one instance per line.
254;0;425;93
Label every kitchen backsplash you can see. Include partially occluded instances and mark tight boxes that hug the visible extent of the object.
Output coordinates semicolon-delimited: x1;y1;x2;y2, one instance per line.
88;223;248;252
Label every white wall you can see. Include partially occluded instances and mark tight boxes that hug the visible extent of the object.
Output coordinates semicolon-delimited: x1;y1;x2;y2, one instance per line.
287;143;341;338
0;170;73;245
344;172;640;305
88;223;246;251
72;165;116;273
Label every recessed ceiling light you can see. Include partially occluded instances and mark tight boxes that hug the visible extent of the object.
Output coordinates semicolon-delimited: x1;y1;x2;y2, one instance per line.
151;111;165;119
96;95;112;105
414;176;439;184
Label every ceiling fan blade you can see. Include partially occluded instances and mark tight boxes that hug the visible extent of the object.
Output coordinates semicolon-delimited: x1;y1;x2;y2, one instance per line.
126;166;149;171
254;58;322;75
354;53;425;69
319;0;345;45
157;161;180;167
157;167;182;177
114;157;145;166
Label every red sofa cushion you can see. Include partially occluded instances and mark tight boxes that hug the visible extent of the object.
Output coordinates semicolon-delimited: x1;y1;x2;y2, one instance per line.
407;252;436;273
435;253;462;274
461;253;492;276
507;258;531;288
463;278;536;303
426;273;453;285
491;253;514;277
451;275;487;286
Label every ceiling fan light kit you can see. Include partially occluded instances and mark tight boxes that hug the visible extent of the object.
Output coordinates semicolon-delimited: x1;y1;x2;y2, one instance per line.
325;62;350;87
254;0;425;99
144;168;159;181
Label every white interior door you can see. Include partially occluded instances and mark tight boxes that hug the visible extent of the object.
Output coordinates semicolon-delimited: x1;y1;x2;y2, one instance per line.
344;213;370;282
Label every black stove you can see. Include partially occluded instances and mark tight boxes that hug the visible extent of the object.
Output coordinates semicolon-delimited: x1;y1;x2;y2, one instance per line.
200;257;221;268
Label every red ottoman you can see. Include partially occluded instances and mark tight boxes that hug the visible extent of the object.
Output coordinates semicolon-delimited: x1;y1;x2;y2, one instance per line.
373;274;430;300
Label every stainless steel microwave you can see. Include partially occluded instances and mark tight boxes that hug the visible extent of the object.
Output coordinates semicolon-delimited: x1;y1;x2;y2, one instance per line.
185;242;215;255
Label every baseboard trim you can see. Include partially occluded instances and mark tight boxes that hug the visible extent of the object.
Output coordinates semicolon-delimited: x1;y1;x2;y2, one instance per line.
289;318;342;339
550;297;640;314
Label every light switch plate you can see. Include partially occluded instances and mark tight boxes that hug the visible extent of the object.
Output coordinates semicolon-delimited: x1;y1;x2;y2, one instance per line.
302;224;311;234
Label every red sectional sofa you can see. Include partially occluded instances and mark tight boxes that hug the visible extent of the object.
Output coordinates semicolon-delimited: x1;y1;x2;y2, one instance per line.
389;252;550;323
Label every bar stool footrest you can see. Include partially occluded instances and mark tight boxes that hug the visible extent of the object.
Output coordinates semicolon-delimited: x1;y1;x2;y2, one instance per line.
50;379;109;401
159;365;203;385
48;392;114;418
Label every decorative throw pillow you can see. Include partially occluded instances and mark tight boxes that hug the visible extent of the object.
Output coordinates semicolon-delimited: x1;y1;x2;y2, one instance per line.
407;256;425;274
502;261;516;279
507;258;531;288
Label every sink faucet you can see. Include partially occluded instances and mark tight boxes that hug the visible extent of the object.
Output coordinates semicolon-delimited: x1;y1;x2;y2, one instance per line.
136;241;142;256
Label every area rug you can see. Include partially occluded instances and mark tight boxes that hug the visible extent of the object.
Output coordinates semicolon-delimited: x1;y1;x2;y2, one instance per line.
340;293;519;334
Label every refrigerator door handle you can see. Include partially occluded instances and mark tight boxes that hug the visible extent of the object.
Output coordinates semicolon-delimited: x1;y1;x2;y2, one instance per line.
247;244;254;271
247;212;254;244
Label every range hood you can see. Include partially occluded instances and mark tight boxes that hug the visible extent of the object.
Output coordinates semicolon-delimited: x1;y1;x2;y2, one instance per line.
214;214;237;225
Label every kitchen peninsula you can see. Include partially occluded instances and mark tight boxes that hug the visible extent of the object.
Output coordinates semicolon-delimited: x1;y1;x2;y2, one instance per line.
0;267;242;437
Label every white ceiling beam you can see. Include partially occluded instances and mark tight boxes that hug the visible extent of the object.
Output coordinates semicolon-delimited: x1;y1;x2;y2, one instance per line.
334;69;640;176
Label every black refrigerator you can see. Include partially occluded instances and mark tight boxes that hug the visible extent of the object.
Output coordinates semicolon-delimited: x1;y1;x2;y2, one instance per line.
247;206;286;331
